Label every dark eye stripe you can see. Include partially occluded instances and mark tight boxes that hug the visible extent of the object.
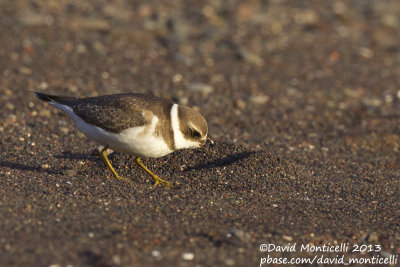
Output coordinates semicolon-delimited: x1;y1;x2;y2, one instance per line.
191;129;201;138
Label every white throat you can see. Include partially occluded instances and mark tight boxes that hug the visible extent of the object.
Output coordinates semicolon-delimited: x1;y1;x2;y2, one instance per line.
170;104;200;149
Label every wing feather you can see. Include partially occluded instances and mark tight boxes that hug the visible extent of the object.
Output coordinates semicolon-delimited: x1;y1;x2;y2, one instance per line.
72;94;151;133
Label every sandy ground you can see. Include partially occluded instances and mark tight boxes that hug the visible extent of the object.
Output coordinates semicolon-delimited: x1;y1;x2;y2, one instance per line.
0;1;399;266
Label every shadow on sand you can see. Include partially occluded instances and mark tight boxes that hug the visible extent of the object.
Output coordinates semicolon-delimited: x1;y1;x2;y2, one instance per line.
185;151;253;171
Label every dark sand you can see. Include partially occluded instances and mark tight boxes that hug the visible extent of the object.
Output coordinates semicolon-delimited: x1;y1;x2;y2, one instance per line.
0;1;399;266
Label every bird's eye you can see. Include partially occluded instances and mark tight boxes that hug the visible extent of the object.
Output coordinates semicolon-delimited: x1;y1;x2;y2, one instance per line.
191;129;201;138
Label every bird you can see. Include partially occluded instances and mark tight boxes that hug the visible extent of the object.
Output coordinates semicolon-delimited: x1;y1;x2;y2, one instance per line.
34;92;208;188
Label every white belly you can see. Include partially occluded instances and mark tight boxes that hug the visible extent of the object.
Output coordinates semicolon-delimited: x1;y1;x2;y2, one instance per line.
54;103;173;158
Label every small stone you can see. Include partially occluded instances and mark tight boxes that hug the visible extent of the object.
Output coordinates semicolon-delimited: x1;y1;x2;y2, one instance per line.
25;204;32;212
249;95;269;105
283;235;293;242
294;10;319;26
68;85;78;93
59;127;70;135
112;255;121;265
94;41;106;53
367;232;379;242
239;48;264;66
235;99;246;110
225;258;235;266
19;67;33;75
380;251;393;258
41;164;49;169
182;252;194;261
39;82;48;89
175;53;193;66
102;72;110;79
63;169;77;177
151;250;161;258
172;74;183;83
7;114;17;122
5;103;15;111
186;83;213;95
362;97;381;108
5;89;13;96
381;14;399;28
360;47;373;58
230;229;251;243
39;108;51;117
76;43;87;54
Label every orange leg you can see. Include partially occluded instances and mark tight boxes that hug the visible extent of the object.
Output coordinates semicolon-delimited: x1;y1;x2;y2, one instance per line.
100;145;130;182
135;157;173;188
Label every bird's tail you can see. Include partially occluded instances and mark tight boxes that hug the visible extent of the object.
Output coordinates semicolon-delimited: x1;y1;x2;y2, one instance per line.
34;92;76;106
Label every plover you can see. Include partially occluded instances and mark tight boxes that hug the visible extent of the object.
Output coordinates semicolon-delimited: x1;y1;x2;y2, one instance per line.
34;92;208;188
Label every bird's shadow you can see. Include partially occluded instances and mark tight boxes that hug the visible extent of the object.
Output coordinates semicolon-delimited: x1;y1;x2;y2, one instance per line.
55;151;98;161
1;151;99;175
0;161;60;175
184;151;254;171
2;150;253;175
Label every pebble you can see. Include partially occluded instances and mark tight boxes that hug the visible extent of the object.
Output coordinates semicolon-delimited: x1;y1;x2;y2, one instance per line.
225;258;235;266
63;169;77;177
94;41;106;54
175;53;193;66
76;43;87;54
41;164;49;169
39;109;51;117
283;235;293;241
380;251;394;258
151;250;161;258
381;14;399;28
59;127;70;135
186;83;213;95
112;255;121;265
294;10;319;26
182;252;194;261
235;99;246;110
360;47;374;58
68;85;78;93
239;48;264;66
362;97;382;108
230;229;251;243
5;103;15;111
39;82;48;89
367;232;379;242
19;67;33;75
249;95;270;105
172;73;183;83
